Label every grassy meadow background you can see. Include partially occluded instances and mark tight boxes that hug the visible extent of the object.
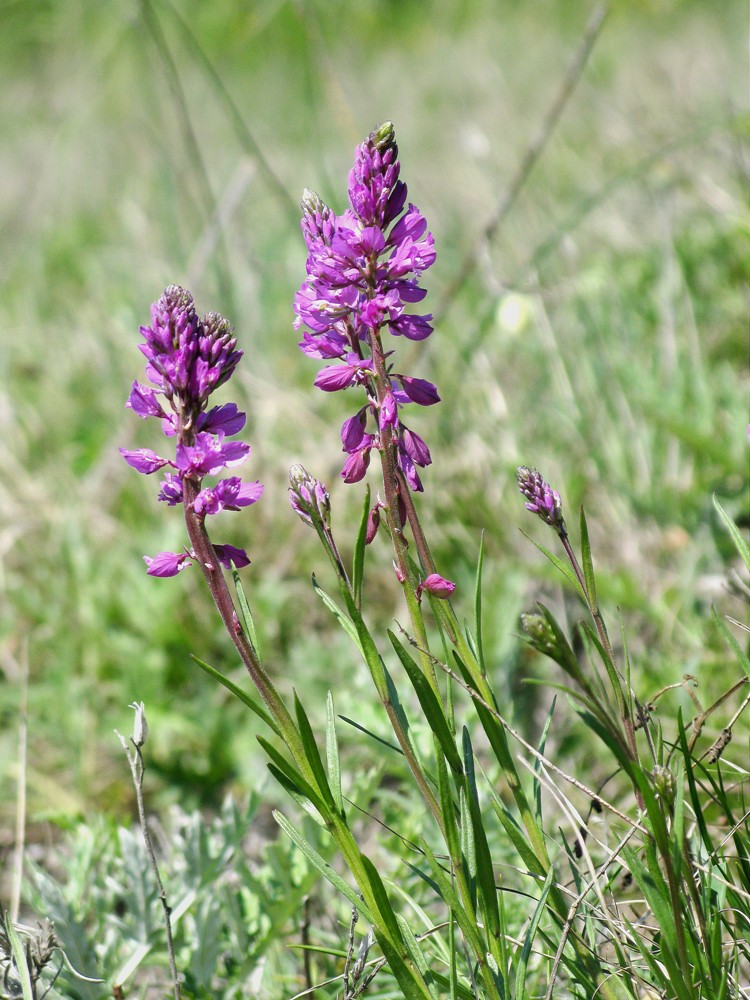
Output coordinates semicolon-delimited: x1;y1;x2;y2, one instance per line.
0;0;747;989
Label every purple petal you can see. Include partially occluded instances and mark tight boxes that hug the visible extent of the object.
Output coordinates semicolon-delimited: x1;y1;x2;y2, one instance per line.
120;448;170;475
199;402;246;436
144;551;192;577
341;447;371;484
314;365;359;392
389;313;433;341
213;544;251;569
398;376;440;406
127;382;166;419
401;427;431;467
341;408;367;451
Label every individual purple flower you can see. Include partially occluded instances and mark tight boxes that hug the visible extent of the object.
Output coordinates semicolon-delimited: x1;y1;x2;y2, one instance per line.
144;550;193;578
516;467;565;532
294;122;438;493
123;286;261;574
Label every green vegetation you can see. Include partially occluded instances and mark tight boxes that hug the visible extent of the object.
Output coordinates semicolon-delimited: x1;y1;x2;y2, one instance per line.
0;1;746;997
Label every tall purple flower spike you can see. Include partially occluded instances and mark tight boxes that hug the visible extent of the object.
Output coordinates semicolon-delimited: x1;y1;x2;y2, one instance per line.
121;286;262;575
294;122;439;494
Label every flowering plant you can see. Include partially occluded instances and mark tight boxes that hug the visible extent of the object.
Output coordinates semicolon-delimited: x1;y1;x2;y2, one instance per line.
117;124;749;1000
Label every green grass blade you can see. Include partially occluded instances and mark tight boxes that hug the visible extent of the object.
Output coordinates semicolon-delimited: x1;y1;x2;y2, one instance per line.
231;567;260;655
326;691;344;814
514;866;555;999
711;605;750;680
578;505;597;609
352;484;370;609
462;727;501;942
388;630;463;775
713;495;750;573
311;574;363;652
190;654;277;733
521;529;587;603
473;532;487;676
272;811;374;922
5;915;34;1000
293;691;336;810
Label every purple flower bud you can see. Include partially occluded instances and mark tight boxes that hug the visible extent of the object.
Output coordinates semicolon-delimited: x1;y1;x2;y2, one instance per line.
120;448;170;475
144;551;193;577
365;503;381;544
289;465;331;529
379;391;399;430
418;573;456;600
516;467;564;530
341;408;368;451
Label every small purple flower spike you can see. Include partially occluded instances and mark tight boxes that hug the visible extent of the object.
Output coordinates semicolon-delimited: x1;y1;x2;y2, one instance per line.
293;123;439;493
516;467;565;532
288;465;331;530
122;286;262;573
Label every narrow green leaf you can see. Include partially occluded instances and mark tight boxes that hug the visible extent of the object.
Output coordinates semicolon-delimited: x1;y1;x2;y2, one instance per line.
578;505;597;610
5;915;34;1000
352;484;370;610
339;714;403;755
473;532;487;677
713;495;750;573
711;605;750;680
190;654;277;734
521;529;587;603
293;691;336;809
311;575;362;651
462;728;501;940
231;568;260;655
532;698;557;823
388;630;463;775
514;867;555;999
272;812;374;922
420;839;485;958
436;750;462;863
397;915;439;1000
326;692;344;814
359;854;405;947
256;735;326;814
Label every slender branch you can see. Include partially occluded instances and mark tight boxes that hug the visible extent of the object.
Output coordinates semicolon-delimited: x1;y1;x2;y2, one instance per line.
116;722;181;1000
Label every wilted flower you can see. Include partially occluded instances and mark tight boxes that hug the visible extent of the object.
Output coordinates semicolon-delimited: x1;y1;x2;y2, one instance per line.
121;286;262;575
294;123;439;493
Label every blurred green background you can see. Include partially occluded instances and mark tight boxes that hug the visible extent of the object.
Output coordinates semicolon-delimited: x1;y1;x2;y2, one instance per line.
0;0;746;840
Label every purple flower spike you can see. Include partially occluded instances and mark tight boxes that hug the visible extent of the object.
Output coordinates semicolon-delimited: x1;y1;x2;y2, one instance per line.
517;467;565;531
294;122;439;492
123;286;261;574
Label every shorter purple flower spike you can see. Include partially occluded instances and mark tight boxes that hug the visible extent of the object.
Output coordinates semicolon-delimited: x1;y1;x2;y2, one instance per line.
516;467;565;531
289;465;331;530
123;286;261;575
